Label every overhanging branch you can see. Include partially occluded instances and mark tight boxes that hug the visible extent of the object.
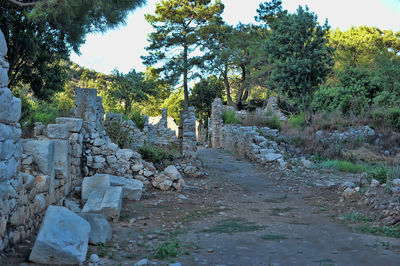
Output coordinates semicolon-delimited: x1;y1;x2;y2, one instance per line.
7;0;43;7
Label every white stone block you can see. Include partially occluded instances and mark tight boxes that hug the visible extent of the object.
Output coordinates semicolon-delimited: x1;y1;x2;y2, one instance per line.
100;186;123;222
79;213;111;244
53;139;69;178
0;123;21;142
81;174;110;202
109;175;143;200
8;97;21;122
47;124;69;139
23;139;55;177
56;117;83;132
0;30;6;56
29;206;90;265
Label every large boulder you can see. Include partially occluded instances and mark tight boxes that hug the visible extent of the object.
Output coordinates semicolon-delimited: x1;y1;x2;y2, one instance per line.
81;174;110;202
79;213;112;244
109;175;143;200
29;206;90;265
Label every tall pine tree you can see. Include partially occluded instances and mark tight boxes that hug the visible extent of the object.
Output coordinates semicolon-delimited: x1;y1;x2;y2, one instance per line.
142;0;224;110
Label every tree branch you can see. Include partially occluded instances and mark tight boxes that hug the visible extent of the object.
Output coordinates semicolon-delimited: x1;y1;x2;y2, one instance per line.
7;0;42;7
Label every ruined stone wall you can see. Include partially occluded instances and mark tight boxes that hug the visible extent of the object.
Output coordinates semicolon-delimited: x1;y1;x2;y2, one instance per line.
210;98;287;168
105;108;179;150
179;107;197;156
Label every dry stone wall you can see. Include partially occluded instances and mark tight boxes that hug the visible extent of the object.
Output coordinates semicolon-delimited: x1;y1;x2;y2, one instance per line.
209;98;287;168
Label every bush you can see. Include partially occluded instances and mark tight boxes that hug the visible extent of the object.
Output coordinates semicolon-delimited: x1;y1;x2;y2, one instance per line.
265;115;282;130
128;109;146;130
320;160;366;173
289;113;306;129
138;144;167;165
388;107;400;131
222;110;242;124
106;121;131;149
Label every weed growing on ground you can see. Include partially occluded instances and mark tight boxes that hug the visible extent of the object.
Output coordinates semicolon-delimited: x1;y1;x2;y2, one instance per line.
153;239;182;261
339;211;373;223
318;160;366;173
202;218;265;234
354;225;400;238
96;243;110;257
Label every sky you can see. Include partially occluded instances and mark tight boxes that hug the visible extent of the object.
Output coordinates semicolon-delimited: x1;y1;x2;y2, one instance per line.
70;0;400;74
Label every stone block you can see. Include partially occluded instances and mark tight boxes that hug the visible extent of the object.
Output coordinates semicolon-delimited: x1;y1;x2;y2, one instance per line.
109;175;143;200
0;88;12;121
0;66;7;88
23;139;55;177
81;174;110;202
0;157;17;181
0;30;6;57
53;139;69;179
78;213;111;244
81;191;104;213
56;117;83;132
116;148;141;160
29;206;90;265
8;97;21;122
100;186;123;222
47;124;69;139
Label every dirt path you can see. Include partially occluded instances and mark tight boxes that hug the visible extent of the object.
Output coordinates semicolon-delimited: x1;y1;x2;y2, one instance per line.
3;148;400;265
177;148;400;265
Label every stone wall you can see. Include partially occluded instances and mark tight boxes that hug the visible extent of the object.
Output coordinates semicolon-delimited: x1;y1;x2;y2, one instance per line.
105;108;179;150
179;107;197;156
209;98;287;168
0;29;24;250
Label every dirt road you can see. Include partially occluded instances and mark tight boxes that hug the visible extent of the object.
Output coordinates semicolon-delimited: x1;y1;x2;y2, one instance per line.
4;148;400;265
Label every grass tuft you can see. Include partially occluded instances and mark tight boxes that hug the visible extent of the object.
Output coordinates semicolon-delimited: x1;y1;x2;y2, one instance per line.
202;218;265;234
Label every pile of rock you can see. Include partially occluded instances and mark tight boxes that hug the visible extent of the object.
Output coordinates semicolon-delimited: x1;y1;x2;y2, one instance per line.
175;162;208;179
29;172;144;264
357;178;400;226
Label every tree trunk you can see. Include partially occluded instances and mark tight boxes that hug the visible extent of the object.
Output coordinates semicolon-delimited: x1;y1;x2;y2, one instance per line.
307;91;313;125
183;43;189;111
223;63;236;108
235;66;248;110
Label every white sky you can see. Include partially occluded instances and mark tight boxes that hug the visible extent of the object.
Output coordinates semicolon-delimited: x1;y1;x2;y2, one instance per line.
70;0;400;74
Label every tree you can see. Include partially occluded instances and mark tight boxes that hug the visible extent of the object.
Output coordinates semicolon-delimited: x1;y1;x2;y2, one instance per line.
142;0;224;110
1;0;145;99
109;69;156;116
190;75;224;123
267;6;333;124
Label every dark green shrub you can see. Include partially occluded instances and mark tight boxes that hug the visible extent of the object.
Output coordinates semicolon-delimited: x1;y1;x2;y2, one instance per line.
289;113;306;129
128;109;146;130
265;115;282;130
138;144;166;164
222;110;242;124
388;107;400;130
367;167;389;184
106;121;131;149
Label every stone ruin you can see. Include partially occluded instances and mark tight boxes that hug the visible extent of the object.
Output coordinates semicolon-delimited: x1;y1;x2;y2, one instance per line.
105;107;179;150
0;28;202;257
209;98;288;168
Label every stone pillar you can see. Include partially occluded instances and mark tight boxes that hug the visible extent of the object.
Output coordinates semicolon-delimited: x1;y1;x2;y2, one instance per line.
178;107;197;156
161;108;168;129
210;98;223;148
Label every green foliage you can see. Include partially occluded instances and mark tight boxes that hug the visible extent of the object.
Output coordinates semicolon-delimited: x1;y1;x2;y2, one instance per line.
2;0;145;100
222;110;242;124
109;69;156;116
289;113;306;129
105;121;131;149
260;234;287;241
190;76;224;123
138;145;166;165
267;5;333;124
367;167;389;184
355;225;400;238
339;211;373;223
142;0;224;109
319;160;366;173
153;239;182;260
162;89;184;124
127;109;146;131
264;115;282;130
